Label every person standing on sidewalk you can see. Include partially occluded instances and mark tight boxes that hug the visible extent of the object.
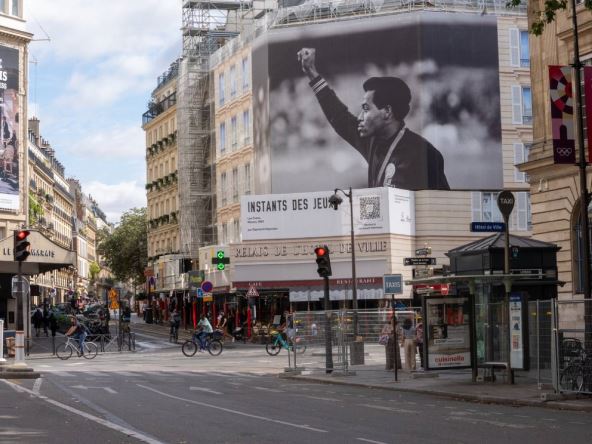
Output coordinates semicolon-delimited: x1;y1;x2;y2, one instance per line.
384;315;401;371
401;317;416;371
416;316;424;370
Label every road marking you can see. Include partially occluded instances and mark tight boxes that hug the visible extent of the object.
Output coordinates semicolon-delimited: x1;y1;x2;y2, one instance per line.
448;415;534;429
361;404;418;414
71;385;117;394
138;384;327;433
66;362;85;366
190;387;223;395
357;438;388;444
0;380;164;444
119;371;136;377
253;386;283;393
305;395;340;402
32;378;43;395
53;372;76;377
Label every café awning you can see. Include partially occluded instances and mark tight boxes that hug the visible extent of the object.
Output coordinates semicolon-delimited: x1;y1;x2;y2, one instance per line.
0;230;76;275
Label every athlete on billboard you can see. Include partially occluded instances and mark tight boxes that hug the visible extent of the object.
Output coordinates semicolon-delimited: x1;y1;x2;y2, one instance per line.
297;47;449;191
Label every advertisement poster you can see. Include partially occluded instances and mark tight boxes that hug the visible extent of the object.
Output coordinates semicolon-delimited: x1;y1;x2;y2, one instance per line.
509;292;525;370
241;187;414;240
424;295;472;369
253;12;502;194
0;45;19;210
549;65;575;164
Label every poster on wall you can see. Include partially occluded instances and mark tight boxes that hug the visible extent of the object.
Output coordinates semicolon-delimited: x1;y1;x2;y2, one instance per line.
0;45;19;210
509;292;528;370
549;65;575;164
423;295;472;370
252;12;502;194
240;187;414;240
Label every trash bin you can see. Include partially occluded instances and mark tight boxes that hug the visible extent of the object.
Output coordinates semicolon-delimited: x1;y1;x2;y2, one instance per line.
144;307;153;324
350;339;365;365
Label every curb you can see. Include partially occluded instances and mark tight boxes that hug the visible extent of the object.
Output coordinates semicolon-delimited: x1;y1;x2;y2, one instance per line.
280;374;592;413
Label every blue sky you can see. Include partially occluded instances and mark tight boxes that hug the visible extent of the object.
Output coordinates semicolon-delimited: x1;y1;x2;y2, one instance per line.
25;0;183;222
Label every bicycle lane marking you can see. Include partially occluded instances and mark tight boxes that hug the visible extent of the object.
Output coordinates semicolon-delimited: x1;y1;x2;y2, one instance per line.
138;384;327;433
0;379;166;444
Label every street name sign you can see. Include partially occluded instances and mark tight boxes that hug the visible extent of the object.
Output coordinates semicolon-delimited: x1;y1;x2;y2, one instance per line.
404;257;436;266
470;222;506;232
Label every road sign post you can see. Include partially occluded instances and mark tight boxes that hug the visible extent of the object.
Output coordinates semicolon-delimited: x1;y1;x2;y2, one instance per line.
404;257;436;266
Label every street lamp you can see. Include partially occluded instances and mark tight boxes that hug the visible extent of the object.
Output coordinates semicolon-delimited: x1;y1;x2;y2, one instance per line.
329;187;358;336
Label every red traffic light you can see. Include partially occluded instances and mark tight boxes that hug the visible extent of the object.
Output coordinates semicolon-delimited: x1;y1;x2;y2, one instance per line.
315;247;327;256
16;230;30;240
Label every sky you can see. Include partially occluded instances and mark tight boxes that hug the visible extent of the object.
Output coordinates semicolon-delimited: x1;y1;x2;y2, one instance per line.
25;0;183;223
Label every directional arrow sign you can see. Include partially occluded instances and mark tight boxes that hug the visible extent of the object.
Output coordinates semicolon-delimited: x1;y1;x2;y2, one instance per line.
71;385;117;394
404;257;436;266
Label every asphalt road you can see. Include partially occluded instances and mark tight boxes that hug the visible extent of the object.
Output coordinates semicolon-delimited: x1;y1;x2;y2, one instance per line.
4;340;592;444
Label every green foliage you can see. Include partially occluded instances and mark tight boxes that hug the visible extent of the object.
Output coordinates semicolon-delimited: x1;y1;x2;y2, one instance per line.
28;192;44;225
89;261;101;281
97;208;148;287
507;0;590;35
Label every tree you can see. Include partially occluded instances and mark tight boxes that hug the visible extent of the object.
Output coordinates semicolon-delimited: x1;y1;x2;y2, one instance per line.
97;208;148;288
508;0;592;35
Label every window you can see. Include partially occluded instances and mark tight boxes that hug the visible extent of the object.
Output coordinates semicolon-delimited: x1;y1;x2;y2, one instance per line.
572;199;591;293
219;122;226;153
11;0;18;16
511;85;532;125
513;143;531;182
244;163;251;195
242;57;249;90
222;223;228;245
231;116;238;148
220;172;227;206
232;168;239;201
233;219;240;242
230;65;237;98
218;73;225;106
509;28;530;68
243;110;250;144
472;191;531;231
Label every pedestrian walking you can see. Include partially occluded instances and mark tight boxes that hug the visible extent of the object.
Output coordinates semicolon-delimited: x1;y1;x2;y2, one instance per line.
32;307;43;337
401;317;416;371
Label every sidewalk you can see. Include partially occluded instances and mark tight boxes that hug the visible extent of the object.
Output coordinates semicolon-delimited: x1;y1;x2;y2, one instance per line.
280;364;592;412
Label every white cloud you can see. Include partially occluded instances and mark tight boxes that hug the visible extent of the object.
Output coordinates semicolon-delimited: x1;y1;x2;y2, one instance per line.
64;124;145;159
82;180;146;224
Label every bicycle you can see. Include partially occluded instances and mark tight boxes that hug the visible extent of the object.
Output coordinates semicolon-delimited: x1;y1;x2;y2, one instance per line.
265;331;306;356
56;335;98;360
182;331;223;357
559;338;592;392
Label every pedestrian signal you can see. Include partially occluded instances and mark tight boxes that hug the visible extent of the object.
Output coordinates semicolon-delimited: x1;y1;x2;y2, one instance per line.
314;245;332;278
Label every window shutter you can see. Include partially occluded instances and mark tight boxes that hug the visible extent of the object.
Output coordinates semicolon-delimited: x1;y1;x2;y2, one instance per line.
514;143;525;182
509;28;520;67
511;85;523;124
471;192;482;222
517;192;528;231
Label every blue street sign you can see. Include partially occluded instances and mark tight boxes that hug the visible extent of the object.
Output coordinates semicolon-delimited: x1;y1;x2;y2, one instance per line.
197;288;204;298
470;222;506;232
383;274;403;294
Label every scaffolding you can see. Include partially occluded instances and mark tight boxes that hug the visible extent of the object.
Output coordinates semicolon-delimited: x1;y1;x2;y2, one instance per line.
177;0;259;258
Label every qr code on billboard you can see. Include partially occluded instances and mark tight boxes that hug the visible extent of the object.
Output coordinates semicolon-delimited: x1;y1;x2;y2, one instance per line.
359;196;380;220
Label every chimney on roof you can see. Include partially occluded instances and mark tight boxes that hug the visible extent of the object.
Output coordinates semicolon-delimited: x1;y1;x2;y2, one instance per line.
28;117;40;145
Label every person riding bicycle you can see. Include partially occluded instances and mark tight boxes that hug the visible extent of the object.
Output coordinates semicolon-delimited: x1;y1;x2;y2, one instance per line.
280;310;295;343
196;314;213;351
170;309;181;337
66;315;89;355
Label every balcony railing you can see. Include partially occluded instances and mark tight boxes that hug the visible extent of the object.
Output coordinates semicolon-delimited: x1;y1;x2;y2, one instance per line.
142;92;177;126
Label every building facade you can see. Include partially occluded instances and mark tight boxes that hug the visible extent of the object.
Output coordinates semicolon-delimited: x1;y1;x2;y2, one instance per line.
520;2;592;329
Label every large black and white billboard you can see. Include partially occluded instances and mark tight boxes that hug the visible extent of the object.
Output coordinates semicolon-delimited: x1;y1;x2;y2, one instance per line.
253;12;502;193
0;45;19;210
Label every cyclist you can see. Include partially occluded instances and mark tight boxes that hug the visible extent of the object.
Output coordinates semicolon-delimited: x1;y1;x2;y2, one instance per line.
281;310;295;343
196;314;213;351
66;315;89;355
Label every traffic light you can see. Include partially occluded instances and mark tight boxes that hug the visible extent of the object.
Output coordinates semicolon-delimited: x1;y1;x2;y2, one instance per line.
13;230;31;262
314;245;332;278
211;250;230;271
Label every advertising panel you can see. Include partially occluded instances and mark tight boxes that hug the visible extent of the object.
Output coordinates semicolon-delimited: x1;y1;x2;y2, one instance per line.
549;65;575;164
253;12;502;194
424;295;472;370
241;187;413;240
0;45;19;210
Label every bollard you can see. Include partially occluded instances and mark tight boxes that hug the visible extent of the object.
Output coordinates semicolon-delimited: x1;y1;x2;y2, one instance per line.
13;331;26;366
0;319;6;363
